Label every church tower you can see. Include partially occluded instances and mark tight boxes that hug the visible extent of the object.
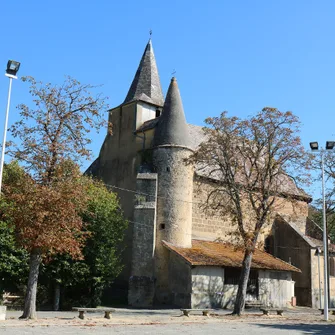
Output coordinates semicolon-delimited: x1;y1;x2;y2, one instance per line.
153;77;194;303
88;39;165;284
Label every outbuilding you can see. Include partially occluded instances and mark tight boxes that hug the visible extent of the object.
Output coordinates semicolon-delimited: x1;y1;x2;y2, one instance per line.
163;239;300;309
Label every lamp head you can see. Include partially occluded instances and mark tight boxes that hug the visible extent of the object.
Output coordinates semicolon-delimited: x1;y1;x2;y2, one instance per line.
5;60;20;78
326;141;335;150
309;142;319;151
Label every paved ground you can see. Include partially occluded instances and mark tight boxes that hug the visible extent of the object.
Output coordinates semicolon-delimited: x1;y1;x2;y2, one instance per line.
1;308;335;334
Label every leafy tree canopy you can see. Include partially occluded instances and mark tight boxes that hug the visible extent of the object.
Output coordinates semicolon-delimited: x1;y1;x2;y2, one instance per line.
188;107;309;315
43;180;128;308
2;75;110;319
8;76;109;182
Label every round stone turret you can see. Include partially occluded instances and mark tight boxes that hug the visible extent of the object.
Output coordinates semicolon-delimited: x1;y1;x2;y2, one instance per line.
153;77;194;303
153;77;193;249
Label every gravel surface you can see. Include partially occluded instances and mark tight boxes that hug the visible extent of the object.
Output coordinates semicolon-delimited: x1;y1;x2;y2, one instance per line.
1;308;335;335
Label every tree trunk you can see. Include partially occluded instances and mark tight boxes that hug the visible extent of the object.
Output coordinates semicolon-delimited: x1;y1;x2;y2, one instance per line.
20;249;42;319
232;250;253;315
53;283;61;311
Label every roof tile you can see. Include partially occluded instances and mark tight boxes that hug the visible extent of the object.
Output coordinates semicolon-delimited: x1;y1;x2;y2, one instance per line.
163;239;301;272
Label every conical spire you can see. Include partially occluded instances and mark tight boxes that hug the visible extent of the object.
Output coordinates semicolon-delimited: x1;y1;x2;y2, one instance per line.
123;39;164;106
154;77;191;148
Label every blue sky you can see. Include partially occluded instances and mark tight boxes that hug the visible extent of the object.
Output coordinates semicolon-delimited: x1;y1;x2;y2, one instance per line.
1;0;335;199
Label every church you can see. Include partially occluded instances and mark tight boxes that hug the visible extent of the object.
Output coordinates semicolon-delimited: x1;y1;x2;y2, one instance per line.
87;39;335;309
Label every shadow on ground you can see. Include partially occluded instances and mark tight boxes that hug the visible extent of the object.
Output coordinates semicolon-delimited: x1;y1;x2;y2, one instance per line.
256;322;335;335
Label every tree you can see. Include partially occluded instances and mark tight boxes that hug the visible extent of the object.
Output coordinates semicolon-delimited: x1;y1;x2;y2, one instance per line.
309;199;335;243
2;162;90;318
188;108;309;315
43;179;127;309
0;163;29;298
0;220;29;296
9;76;108;183
3;76;109;319
79;180;127;306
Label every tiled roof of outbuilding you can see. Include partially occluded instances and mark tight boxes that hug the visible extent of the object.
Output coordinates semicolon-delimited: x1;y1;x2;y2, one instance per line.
163;239;301;272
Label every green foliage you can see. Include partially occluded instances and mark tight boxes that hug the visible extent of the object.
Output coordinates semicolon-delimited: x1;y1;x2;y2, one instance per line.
0;221;29;295
83;180;127;281
2;76;110;319
309;205;335;243
0;162;127;309
312;151;335;243
42;179;128;308
0;163;30;296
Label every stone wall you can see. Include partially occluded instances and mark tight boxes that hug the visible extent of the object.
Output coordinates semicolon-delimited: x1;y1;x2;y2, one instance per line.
310;250;335;308
189;265;294;309
192;176;309;244
168;252;192;307
191;266;226;308
192;177;237;242
153;146;194;303
98;103;139;281
258;270;294;308
98;102;160;283
271;217;312;306
128;173;157;307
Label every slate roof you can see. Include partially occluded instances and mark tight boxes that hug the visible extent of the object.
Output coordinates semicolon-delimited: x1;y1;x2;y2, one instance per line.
123;39;164;106
136;117;159;133
84;157;100;176
275;215;335;252
153;77;192;148
135;121;310;201
307;237;335;253
163;239;301;272
185;126;310;201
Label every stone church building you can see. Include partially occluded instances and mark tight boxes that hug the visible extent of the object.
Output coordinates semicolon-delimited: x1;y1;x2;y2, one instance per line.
87;39;335;309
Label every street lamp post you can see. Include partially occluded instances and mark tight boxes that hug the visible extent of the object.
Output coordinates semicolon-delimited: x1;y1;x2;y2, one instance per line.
315;247;322;309
310;141;334;321
0;60;20;194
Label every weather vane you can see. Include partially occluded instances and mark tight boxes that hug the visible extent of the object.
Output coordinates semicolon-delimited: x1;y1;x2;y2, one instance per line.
149;29;152;37
172;69;177;76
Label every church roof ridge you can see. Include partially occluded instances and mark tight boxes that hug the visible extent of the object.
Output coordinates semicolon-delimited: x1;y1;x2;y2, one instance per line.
153;77;192;148
123;39;164;106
